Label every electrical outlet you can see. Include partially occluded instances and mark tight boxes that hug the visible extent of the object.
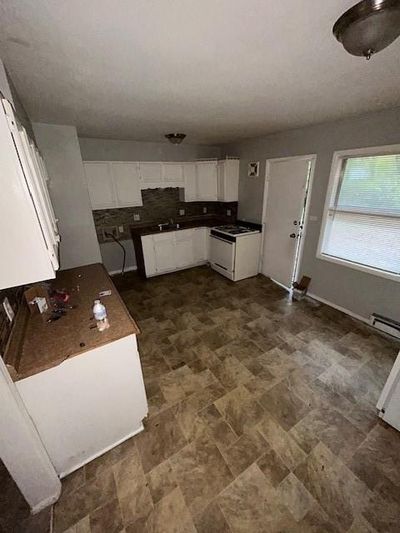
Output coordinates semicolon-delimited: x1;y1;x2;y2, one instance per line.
103;226;118;240
227;209;232;216
179;208;185;216
203;207;207;214
118;225;124;234
133;213;140;221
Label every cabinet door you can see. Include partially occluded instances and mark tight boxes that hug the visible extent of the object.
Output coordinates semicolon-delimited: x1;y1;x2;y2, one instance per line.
139;162;163;183
217;161;225;201
175;229;194;268
223;159;239;202
83;162;116;209
196;161;218;201
193;227;208;263
182;163;197;201
163;163;184;184
153;233;176;273
141;235;156;276
111;162;143;207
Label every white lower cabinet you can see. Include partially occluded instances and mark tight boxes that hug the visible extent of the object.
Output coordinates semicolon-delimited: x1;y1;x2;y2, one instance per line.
153;233;177;273
141;228;208;277
175;229;195;269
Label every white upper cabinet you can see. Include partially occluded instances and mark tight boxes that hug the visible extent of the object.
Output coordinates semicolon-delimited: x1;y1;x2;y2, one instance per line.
84;158;239;208
196;161;218;201
84;162;116;209
111;162;143;207
163;163;184;184
139;162;163;183
0;98;59;289
182;163;197;201
84;161;143;209
217;159;239;202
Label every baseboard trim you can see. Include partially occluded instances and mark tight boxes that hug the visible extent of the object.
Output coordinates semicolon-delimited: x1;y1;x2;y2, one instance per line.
108;266;137;276
307;292;370;325
59;423;145;479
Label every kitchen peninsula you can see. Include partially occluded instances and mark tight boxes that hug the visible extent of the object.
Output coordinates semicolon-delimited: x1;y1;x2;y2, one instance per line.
4;264;147;478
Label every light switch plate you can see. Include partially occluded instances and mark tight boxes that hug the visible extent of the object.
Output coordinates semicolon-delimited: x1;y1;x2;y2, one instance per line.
309;215;318;222
133;213;140;221
118;225;124;233
227;209;232;216
179;209;185;216
203;207;207;214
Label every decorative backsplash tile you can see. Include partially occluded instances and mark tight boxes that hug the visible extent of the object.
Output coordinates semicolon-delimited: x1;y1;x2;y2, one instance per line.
93;188;237;242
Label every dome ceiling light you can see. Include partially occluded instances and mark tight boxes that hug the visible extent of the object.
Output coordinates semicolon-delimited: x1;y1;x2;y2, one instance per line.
165;133;186;144
333;0;400;60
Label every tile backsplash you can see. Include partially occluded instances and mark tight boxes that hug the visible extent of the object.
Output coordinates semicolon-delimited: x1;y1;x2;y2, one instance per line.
93;188;237;242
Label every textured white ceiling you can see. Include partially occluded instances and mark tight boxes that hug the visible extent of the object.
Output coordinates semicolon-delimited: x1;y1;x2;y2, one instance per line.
0;0;399;144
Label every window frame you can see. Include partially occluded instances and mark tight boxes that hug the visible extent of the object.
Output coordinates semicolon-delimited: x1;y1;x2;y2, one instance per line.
317;144;400;282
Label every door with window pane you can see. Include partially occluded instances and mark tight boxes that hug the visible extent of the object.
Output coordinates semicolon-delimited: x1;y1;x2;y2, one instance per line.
319;152;400;278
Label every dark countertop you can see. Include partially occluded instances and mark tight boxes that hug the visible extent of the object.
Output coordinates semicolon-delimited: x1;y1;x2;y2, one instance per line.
130;215;234;237
4;263;140;381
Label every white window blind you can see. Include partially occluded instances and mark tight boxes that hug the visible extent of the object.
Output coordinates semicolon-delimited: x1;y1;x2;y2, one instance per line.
321;153;400;276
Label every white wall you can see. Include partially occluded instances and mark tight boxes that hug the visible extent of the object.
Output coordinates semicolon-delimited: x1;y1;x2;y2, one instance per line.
79;137;221;162
33;123;102;270
100;239;137;274
221;107;400;322
0;59;13;103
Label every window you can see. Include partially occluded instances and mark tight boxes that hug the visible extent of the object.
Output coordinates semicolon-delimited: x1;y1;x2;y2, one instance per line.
318;145;400;281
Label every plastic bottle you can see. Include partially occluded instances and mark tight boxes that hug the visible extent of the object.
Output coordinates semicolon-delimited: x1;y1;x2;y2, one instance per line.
93;300;109;331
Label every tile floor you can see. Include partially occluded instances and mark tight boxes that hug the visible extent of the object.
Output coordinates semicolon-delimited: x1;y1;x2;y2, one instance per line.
8;267;400;532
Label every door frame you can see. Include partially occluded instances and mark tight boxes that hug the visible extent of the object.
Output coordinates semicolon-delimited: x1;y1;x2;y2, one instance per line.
259;154;317;290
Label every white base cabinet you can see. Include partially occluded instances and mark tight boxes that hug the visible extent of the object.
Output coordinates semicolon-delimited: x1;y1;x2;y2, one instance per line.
142;227;208;277
16;334;147;477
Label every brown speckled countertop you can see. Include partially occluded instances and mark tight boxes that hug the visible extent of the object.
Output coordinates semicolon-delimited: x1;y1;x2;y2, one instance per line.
130;215;233;237
4;263;139;381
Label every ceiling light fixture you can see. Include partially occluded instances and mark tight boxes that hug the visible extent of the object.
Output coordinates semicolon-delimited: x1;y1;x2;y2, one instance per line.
333;0;400;60
165;133;186;144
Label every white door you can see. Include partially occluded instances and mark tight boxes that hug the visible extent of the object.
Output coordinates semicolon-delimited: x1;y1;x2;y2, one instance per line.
261;157;313;289
111;162;143;207
84;162;116;209
153;233;176;273
196;161;218;201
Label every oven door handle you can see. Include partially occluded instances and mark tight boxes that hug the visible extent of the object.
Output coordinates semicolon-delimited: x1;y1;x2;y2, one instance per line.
211;235;234;245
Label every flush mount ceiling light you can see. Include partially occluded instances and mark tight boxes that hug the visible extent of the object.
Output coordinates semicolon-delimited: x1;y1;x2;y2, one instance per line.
165;133;186;144
333;0;400;59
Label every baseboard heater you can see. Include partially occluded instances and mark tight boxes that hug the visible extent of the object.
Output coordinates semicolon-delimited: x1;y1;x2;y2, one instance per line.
370;313;400;340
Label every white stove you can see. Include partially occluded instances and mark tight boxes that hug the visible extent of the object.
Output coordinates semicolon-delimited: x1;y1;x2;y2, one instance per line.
211;224;261;238
210;224;261;281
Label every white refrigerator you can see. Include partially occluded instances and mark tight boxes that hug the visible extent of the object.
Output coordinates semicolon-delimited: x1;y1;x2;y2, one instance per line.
377;351;400;431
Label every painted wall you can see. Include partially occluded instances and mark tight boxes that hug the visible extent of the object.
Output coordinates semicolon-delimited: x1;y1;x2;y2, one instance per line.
33;123;101;270
78;137;221;162
221;107;400;322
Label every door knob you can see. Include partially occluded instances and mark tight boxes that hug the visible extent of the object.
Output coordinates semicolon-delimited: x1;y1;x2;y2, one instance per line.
289;233;296;239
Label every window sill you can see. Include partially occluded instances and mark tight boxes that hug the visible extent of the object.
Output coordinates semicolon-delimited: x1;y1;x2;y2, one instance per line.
316;253;400;283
